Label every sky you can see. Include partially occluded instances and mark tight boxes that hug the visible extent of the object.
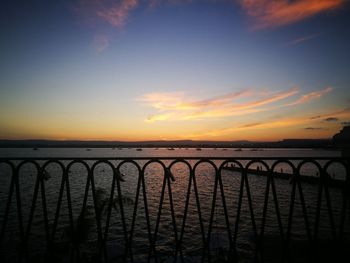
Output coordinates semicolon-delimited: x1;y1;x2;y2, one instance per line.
1;0;350;141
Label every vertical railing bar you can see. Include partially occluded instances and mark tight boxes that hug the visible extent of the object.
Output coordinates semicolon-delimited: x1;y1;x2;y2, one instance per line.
313;182;323;241
140;170;157;262
269;173;286;263
98;166;117;263
338;161;349;241
149;169;167;262
218;169;234;257
81;166;94;255
74;164;93;261
50;167;67;247
344;162;350;242
243;170;259;260
233;170;245;247
294;171;312;243
19;163;42;262
140;167;154;263
322;174;337;239
296;174;313;262
192;169;206;246
40;173;50;250
201;168;219;263
14;166;25;262
65;167;79;262
339;194;347;241
115;168;129;263
81;169;92;216
127;169;142;262
270;175;284;240
23;166;41;245
178;167;193;252
257;168;271;263
90;168;106;261
283;171;297;263
0;163;15;249
166;169;180;262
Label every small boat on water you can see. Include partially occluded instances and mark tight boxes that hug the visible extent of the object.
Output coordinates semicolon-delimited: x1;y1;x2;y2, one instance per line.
86;148;91;151
168;148;175;150
196;148;202;151
33;147;38;151
136;148;142;151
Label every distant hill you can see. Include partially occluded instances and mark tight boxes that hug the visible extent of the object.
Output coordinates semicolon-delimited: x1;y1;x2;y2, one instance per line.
0;138;333;148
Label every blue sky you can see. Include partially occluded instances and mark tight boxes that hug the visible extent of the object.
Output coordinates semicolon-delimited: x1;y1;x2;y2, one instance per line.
1;0;350;140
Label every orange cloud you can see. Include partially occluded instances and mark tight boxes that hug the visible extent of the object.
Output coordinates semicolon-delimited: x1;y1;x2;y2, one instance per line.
139;87;299;122
145;113;175;122
138;91;188;110
239;0;344;29
188;107;350;139
184;117;309;138
286;86;333;106
235;86;299;110
185;114;333;139
138;89;253;111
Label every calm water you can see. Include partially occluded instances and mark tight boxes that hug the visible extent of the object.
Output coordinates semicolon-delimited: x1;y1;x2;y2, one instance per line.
0;147;342;158
0;148;347;262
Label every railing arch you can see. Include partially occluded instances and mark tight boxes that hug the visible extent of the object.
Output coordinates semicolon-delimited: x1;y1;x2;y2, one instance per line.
0;156;348;263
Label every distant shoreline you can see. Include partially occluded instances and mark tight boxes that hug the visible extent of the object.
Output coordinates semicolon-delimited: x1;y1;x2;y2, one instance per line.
0;139;335;149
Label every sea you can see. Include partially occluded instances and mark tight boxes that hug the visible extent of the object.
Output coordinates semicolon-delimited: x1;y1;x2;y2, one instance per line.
0;148;347;262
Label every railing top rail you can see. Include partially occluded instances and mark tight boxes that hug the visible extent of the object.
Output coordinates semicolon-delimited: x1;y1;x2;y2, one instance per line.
0;156;345;161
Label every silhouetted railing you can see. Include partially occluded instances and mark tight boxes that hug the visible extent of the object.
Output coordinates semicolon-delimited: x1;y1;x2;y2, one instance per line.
0;157;349;262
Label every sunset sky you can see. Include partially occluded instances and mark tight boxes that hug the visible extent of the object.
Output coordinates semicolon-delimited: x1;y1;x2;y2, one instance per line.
1;0;350;141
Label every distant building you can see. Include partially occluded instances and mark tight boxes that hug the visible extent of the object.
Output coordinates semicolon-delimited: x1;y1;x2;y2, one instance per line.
333;126;350;157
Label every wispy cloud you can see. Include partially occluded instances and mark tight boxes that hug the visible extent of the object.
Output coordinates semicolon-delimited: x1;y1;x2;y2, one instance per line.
287;33;322;46
305;127;326;130
286;87;333;106
96;0;139;28
73;0;140;28
149;0;194;8
310;107;350;120
138;91;188;110
139;86;299;122
92;34;110;52
324;117;339;122
73;0;140;51
73;0;195;29
139;89;253;111
183;107;350;139
186;116;314;138
239;122;263;128
239;0;344;29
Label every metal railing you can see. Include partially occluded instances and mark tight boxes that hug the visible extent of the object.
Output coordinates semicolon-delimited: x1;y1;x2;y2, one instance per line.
0;157;349;262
